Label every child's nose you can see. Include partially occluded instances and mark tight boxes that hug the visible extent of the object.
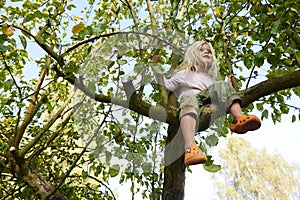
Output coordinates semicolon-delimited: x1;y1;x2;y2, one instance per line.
203;49;210;53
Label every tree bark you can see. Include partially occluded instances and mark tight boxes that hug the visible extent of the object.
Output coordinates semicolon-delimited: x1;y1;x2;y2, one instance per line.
162;93;186;200
162;123;186;200
10;153;67;200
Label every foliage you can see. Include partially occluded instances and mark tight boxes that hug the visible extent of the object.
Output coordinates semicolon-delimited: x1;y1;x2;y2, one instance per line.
0;0;299;199
214;136;300;199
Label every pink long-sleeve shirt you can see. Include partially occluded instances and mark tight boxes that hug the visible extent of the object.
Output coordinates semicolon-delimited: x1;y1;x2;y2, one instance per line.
164;69;214;101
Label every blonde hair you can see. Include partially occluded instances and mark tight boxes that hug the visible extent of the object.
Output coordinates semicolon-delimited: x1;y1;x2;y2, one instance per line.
175;41;218;78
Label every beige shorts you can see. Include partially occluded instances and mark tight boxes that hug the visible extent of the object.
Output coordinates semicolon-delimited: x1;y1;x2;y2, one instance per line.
179;81;242;119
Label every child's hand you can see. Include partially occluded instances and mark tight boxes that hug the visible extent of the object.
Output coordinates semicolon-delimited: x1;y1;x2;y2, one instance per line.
151;55;162;62
227;74;235;87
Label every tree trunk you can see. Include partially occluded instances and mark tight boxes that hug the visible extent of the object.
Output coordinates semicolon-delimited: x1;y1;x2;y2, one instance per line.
162;123;186;200
162;93;186;200
11;155;67;200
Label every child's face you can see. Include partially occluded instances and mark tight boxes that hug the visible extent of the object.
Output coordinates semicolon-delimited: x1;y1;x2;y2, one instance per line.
199;43;213;65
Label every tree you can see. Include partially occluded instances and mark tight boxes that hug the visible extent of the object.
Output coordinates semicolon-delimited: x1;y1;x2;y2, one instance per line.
214;136;300;199
0;0;299;199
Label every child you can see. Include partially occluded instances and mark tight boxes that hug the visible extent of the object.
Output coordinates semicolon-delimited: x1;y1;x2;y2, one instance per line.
163;41;261;166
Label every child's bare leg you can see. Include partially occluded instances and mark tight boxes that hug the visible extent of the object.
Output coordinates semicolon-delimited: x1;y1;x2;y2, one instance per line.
180;114;197;149
181;113;207;165
229;101;242;119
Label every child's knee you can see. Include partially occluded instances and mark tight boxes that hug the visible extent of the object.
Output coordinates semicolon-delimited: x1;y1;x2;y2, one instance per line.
179;106;199;120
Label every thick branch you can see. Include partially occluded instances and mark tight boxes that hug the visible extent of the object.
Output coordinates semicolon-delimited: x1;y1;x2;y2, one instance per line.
198;70;300;130
176;0;189;20
14;58;49;148
58;68;300;132
146;0;157;27
14;95;47;148
28;103;77;161
239;70;300;107
19;91;74;157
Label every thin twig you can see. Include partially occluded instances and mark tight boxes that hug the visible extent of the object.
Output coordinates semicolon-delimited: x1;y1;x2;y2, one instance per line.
87;175;117;200
63;31;183;57
256;99;300;110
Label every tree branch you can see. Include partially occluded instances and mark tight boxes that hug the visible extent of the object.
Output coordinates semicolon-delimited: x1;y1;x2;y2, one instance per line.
176;0;189;20
14;57;49;148
63;31;182;57
239;70;300;107
0;51;23;143
12;25;64;66
19;91;74;157
286;28;300;48
120;0;137;24
28;102;80;161
146;0;157;27
198;70;300;130
14;95;47;148
62;32;121;55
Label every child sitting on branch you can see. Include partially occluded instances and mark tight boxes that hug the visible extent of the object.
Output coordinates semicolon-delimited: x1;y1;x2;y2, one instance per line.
161;41;261;166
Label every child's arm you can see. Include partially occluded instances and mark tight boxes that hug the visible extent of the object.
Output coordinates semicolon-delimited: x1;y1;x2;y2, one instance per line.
163;70;186;92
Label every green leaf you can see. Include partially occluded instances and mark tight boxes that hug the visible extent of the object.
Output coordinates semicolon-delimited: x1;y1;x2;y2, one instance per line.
203;163;221;173
271;112;281;123
0;34;8;44
19;35;27;49
88;82;96;93
134;62;144;73
117;59;127;65
82;170;88;179
292;114;296;123
280;105;289;114
244;57;252;68
150;63;163;74
109;165;120;177
105;151;112;163
254;52;264;66
107;61;115;69
256;102;264;111
0;44;8;51
271;19;282;35
177;21;184;31
205;134;219;147
267;7;277;15
262;109;268;120
203;156;221;172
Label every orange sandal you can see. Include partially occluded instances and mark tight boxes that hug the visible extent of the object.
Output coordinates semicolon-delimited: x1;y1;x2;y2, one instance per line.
230;114;261;134
184;145;207;166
